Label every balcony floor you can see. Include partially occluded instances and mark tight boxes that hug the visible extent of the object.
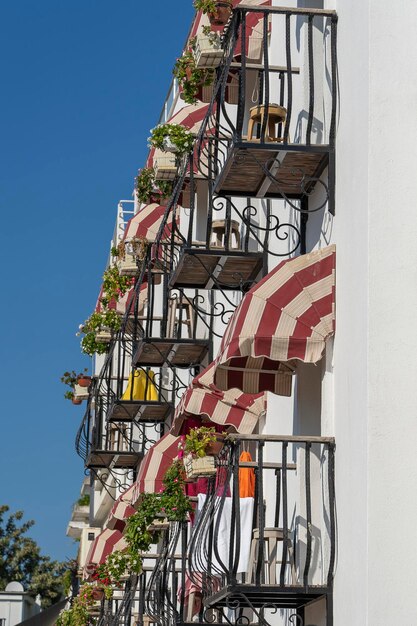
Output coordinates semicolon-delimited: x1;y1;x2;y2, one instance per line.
204;584;329;610
170;249;264;290
133;338;209;368
107;399;174;423
215;143;330;199
86;450;142;469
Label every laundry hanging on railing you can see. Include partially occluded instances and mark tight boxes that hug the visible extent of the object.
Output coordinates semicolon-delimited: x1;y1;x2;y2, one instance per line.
121;369;158;402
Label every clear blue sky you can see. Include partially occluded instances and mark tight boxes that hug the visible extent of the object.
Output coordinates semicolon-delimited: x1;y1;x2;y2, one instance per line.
0;0;193;562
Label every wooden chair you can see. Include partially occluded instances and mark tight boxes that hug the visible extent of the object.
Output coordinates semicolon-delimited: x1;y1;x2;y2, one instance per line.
247;104;287;142
247;527;297;584
167;298;195;339
211;219;241;250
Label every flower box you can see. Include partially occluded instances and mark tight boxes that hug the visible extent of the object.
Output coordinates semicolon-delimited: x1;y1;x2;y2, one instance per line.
184;454;217;479
147;517;169;532
95;328;112;343
73;384;90;401
117;252;138;276
194;33;223;69
154;154;178;180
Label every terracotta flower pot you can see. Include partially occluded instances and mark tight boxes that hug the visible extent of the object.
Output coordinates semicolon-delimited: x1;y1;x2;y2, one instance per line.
77;376;91;388
92;588;104;601
208;1;233;26
206;435;225;456
72;397;82;405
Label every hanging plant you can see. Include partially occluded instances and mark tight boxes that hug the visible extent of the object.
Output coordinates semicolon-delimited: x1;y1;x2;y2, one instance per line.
102;265;133;302
173;49;215;105
148;124;195;155
193;0;233;26
136;167;174;204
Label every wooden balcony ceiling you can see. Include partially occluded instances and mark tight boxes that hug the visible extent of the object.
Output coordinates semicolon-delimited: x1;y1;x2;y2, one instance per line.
205;584;329;610
107;399;174;423
170;249;263;290
133;339;209;368
86;450;142;469
215;144;329;198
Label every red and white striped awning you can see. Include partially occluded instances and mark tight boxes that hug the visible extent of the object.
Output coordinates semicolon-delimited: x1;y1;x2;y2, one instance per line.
84;529;127;574
106;484;136;530
233;0;272;62
213;246;336;395
147;103;212;175
123;203;175;243
95;284;140;317
132;433;181;505
171;361;266;435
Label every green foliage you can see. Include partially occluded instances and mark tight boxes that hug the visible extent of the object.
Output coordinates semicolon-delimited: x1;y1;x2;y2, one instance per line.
56;583;97;626
93;549;142;591
102;266;133;302
80;333;108;357
173;50;215;105
193;0;217;12
160;460;192;522
148;124;195;155
61;370;89;387
125;493;163;554
135;167;174;204
77;494;90;507
184;426;217;457
0;506;66;608
61;370;89;400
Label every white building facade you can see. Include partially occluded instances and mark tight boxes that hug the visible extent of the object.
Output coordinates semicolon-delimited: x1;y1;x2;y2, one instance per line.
71;2;417;625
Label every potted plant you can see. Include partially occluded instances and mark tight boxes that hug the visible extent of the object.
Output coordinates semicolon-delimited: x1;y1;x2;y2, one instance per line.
135;167;174;205
148;124;195;155
194;0;233;26
102;265;134;303
125;492;165;554
183;426;223;478
116;236;149;276
56;583;97;625
193;26;223;68
61;370;90;402
80;309;122;346
173;49;215;105
159;459;193;521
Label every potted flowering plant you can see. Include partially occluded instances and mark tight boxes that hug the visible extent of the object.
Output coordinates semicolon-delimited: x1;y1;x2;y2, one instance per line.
193;26;223;68
56;583;97;625
194;0;233;26
135;167;174;205
115;236;149;276
102;265;134;303
61;369;91;403
173;49;215;105
77;308;122;356
159;459;193;522
183;426;223;478
148;124;195;155
125;492;165;554
94;548;142;591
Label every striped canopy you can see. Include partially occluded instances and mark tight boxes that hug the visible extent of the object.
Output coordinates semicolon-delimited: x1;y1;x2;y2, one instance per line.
234;0;272;62
171;361;266;435
106;484;136;530
84;529;127;573
147;103;210;168
132;433;181;505
213;246;336;395
95;283;145;317
123;203;174;243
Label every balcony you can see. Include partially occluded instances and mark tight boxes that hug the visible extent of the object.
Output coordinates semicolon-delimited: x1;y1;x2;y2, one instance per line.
144;434;336;626
128;274;211;369
75;390;145;471
162;161;303;292
195;5;338;213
